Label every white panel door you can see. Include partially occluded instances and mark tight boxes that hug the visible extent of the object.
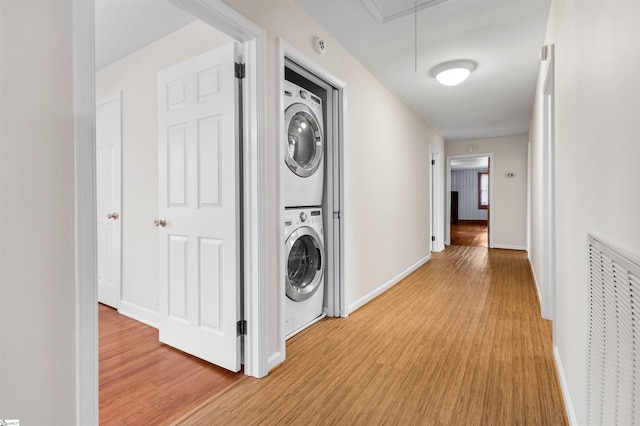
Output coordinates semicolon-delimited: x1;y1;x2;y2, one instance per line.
157;43;241;372
96;94;122;309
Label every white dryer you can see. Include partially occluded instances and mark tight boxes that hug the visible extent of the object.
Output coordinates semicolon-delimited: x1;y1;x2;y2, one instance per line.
283;80;324;208
284;207;325;338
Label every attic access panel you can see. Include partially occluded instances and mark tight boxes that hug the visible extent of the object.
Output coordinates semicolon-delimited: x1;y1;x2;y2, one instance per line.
362;0;451;23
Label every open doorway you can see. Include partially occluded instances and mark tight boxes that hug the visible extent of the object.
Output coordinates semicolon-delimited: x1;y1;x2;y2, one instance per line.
93;0;261;422
77;0;268;421
449;156;490;247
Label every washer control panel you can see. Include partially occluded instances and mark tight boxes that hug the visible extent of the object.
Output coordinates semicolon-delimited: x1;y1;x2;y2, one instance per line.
309;210;322;224
284;208;323;231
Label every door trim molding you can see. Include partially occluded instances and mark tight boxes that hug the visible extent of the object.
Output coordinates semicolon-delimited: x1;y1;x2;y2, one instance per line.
73;0;98;422
277;39;346;369
429;148;444;252
74;0;267;422
540;44;556;323
445;153;495;247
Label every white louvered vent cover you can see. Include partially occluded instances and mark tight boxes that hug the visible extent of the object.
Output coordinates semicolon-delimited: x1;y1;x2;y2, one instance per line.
588;234;640;426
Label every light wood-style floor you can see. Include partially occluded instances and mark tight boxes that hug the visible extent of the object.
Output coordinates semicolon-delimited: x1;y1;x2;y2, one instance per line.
99;304;243;425
176;246;568;425
451;220;488;247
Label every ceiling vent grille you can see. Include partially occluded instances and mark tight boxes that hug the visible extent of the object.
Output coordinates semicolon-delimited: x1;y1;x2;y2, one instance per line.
588;234;640;425
362;0;451;24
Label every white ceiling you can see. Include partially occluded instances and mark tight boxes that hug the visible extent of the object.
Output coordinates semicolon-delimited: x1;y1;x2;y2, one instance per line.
95;0;195;70
295;0;551;141
361;0;452;23
95;0;550;142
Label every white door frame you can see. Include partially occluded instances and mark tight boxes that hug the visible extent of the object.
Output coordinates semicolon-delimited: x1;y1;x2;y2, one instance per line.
526;140;532;255
276;39;346;368
445;153;495;247
540;44;556;323
73;0;267;422
429;147;443;252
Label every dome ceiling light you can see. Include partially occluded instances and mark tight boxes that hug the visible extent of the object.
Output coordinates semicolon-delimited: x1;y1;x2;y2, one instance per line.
430;60;477;86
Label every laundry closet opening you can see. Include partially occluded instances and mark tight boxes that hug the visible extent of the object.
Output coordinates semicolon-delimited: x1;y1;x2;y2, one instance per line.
278;47;345;359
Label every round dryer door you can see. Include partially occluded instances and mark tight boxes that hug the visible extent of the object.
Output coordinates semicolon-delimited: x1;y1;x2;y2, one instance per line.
285;103;323;178
285;226;324;302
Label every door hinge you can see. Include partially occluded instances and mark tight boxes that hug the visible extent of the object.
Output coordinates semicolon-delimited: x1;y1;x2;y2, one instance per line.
333;211;341;220
235;62;245;79
431;236;436;242
237;320;247;336
431;159;435;165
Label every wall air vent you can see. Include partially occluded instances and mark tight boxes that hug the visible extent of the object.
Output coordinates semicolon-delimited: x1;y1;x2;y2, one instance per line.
362;0;451;24
588;234;640;425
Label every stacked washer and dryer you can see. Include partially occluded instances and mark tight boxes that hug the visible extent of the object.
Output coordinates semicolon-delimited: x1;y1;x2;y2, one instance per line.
283;80;326;338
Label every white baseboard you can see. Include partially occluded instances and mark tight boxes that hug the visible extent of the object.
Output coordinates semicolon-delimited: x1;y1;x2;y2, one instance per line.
529;260;543;310
267;351;284;372
492;243;527;251
554;346;578;426
348;254;431;314
119;300;160;329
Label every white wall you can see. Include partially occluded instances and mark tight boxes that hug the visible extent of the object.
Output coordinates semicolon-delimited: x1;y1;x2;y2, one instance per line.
530;0;640;424
223;0;444;357
96;21;232;320
0;0;77;423
446;135;528;249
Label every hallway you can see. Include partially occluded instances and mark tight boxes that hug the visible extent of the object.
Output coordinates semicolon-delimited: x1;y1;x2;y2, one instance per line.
177;246;568;425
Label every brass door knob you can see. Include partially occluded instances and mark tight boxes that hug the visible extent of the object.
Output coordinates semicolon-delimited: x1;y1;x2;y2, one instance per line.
107;212;119;220
154;218;167;227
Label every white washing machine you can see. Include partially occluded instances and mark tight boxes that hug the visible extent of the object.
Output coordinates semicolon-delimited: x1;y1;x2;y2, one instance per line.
283;80;324;208
284;207;325;338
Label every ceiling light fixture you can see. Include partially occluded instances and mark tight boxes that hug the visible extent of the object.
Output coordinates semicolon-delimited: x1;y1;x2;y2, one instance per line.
430;60;477;86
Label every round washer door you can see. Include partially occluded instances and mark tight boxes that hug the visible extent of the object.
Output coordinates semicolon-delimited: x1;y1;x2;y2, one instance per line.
285;103;323;178
285;226;324;302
